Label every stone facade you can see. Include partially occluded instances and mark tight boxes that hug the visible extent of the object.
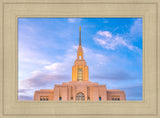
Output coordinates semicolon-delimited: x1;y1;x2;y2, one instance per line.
34;27;126;101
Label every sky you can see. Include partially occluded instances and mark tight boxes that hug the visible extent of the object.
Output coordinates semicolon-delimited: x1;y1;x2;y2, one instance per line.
18;18;143;101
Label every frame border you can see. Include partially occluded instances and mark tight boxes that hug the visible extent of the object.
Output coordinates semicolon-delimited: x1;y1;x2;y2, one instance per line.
0;0;159;117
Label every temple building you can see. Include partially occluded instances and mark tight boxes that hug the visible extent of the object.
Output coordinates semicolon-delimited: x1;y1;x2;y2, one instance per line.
34;27;126;101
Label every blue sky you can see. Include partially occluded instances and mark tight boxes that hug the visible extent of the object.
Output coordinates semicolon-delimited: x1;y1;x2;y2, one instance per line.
18;18;142;101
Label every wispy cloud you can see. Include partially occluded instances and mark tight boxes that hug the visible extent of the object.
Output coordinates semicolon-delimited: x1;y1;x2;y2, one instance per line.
97;31;112;38
18;71;70;100
44;63;65;73
94;31;137;50
130;18;142;35
19;72;70;89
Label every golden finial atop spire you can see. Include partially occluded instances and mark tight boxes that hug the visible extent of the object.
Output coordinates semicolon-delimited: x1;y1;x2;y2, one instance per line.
79;27;81;32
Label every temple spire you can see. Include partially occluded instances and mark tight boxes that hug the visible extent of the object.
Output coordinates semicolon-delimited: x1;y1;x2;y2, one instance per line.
79;27;81;46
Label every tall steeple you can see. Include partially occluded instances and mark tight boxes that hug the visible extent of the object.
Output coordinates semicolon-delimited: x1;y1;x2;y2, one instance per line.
77;27;83;60
72;27;89;82
79;27;81;46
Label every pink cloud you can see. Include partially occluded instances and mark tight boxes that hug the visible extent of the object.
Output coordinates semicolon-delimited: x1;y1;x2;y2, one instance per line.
19;72;70;88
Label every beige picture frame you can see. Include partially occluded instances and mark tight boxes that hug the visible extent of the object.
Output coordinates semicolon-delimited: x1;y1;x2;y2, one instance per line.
0;0;159;118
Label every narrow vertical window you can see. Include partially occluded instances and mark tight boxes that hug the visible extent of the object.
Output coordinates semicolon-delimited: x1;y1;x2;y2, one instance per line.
77;68;83;81
99;97;101;101
59;97;62;101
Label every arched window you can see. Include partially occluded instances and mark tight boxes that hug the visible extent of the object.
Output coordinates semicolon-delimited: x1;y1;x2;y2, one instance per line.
99;97;101;101
76;92;85;100
59;97;62;101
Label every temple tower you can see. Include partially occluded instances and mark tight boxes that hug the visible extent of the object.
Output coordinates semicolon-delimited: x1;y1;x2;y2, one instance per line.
72;27;89;81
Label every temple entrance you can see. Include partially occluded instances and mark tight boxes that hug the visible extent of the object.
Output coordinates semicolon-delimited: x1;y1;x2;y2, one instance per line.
76;92;85;100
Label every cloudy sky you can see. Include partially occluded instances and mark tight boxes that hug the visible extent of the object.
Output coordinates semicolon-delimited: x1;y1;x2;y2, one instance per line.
18;18;142;101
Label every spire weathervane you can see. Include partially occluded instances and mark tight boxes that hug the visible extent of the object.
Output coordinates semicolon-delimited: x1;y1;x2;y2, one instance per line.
79;27;81;46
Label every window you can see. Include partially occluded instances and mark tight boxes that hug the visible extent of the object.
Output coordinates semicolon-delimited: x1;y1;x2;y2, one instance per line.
71;97;73;100
83;95;85;100
88;97;90;100
112;96;120;101
76;96;78;100
99;97;101;101
77;68;83;81
59;97;62;101
76;92;85;100
40;96;48;101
